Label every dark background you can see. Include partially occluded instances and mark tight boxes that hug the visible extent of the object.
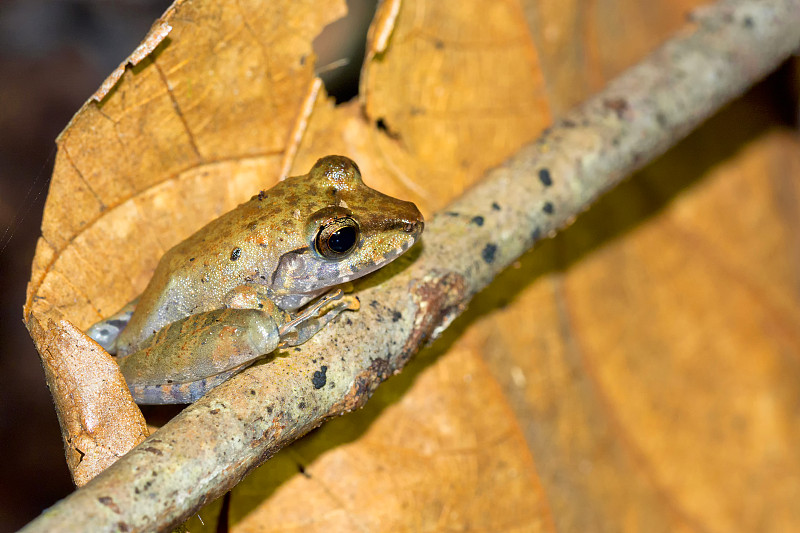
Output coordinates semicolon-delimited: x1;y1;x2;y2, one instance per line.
0;1;372;529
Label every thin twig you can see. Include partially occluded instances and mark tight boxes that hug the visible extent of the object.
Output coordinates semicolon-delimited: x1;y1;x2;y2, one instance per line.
21;0;800;531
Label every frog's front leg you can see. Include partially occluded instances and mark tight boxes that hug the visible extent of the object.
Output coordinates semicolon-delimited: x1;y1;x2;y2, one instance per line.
278;289;360;347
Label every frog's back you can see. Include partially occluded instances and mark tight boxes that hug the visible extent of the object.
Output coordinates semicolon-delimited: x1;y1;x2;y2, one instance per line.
115;192;305;355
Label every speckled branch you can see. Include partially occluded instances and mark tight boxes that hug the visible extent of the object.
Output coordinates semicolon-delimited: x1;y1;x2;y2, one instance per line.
21;0;800;531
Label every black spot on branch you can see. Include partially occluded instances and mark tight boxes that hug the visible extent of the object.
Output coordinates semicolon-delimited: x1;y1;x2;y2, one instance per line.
142;447;163;455
482;243;497;264
98;496;121;514
312;365;328;389
538;168;553;187
603;97;629;118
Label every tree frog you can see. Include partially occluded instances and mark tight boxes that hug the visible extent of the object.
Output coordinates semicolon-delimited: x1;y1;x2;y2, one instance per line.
87;155;424;404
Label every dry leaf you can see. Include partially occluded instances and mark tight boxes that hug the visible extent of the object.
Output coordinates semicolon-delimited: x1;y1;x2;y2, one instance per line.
36;319;148;487
25;0;348;481
24;0;800;531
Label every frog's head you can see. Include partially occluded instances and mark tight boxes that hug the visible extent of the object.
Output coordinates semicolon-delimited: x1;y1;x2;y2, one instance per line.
270;155;424;309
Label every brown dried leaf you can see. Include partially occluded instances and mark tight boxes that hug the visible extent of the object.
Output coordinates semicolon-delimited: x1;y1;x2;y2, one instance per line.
25;0;800;531
25;0;347;483
35;319;148;487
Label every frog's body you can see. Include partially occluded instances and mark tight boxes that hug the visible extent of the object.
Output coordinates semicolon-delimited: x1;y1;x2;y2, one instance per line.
88;156;423;404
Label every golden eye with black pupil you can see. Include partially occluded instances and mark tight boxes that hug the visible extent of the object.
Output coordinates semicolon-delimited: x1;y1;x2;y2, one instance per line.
315;218;359;258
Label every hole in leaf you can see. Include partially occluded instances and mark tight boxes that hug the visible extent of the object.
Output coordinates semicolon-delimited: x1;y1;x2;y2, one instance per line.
312;0;378;104
375;117;400;139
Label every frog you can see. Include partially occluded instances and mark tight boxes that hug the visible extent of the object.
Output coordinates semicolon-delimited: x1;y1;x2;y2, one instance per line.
87;155;424;404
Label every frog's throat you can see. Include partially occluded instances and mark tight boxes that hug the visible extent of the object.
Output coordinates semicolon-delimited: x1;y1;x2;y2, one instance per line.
270;241;414;311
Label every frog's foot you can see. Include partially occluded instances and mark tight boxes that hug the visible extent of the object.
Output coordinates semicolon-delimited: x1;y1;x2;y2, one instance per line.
279;289;359;347
86;298;139;354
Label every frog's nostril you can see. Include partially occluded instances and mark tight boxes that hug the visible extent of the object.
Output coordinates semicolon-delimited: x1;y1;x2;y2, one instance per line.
403;220;424;234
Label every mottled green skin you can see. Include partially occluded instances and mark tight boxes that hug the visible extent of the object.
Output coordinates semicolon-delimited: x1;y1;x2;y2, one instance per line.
89;155;423;403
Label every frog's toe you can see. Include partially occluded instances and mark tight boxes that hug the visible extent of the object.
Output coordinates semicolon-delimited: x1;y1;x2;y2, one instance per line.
340;294;360;312
86;321;122;353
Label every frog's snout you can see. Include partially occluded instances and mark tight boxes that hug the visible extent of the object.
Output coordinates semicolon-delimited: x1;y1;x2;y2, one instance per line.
397;200;424;237
396;204;424;246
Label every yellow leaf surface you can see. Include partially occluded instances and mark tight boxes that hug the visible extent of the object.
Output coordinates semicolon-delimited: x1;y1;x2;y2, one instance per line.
25;0;800;530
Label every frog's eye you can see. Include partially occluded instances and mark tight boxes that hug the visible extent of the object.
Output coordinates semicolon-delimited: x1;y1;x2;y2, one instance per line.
315;217;359;258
